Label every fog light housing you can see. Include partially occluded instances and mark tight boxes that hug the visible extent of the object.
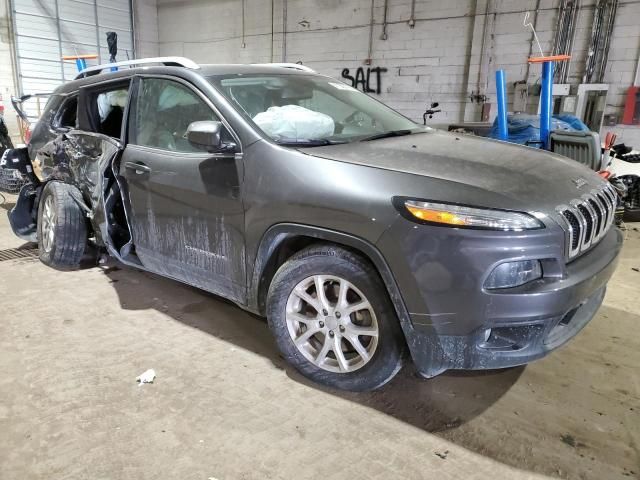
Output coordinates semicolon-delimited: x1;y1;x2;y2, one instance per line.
484;260;542;289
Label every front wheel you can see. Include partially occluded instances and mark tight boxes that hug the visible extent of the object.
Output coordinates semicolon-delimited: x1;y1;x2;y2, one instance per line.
267;245;405;391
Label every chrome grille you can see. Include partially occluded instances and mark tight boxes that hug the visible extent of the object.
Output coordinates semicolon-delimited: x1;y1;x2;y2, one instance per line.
556;183;617;260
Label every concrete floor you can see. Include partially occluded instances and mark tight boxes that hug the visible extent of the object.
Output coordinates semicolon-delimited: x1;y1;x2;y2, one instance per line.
0;192;638;480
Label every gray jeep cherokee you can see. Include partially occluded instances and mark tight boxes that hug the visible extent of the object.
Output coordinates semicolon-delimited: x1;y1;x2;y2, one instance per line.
6;58;622;391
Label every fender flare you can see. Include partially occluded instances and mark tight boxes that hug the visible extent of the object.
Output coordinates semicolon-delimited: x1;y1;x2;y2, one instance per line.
248;223;414;332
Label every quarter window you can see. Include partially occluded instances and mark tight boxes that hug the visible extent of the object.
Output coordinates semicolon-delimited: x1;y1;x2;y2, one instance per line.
130;78;220;153
56;96;78;129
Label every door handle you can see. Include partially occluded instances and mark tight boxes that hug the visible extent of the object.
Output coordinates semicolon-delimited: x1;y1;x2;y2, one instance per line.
124;161;151;175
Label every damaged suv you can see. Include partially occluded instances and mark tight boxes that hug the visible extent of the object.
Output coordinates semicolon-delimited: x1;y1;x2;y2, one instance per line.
6;58;622;391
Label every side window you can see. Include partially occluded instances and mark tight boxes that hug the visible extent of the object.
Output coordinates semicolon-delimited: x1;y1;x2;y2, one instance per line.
78;82;130;139
130;78;219;153
95;88;129;138
57;96;78;129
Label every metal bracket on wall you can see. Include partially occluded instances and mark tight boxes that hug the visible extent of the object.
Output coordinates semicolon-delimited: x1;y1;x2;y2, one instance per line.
469;91;488;104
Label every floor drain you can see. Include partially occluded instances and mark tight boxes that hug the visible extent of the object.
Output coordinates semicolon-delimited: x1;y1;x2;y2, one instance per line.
0;245;39;262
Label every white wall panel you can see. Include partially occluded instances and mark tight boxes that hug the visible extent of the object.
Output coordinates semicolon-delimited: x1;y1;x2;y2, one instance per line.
15;13;58;40
21;77;62;92
12;0;134;113
98;0;129;13
13;0;56;16
58;1;96;24
16;36;60;59
18;58;62;78
59;20;98;45
98;5;131;30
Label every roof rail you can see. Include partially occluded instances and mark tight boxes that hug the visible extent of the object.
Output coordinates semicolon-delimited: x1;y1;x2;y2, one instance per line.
253;63;316;73
75;57;200;79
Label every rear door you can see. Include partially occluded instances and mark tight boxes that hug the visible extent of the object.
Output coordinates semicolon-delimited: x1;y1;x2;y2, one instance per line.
62;80;131;253
120;76;246;302
28;79;132;253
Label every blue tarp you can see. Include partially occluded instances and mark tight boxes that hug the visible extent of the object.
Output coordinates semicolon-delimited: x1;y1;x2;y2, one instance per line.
488;113;589;148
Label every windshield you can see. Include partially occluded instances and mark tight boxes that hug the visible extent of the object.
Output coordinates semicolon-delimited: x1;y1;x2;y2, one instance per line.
208;73;423;145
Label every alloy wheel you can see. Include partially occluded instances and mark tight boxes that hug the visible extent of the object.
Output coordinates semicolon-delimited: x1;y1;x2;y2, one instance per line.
285;275;379;373
41;195;56;253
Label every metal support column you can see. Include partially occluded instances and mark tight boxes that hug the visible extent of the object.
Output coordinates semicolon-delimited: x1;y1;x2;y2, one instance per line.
495;69;508;141
540;61;554;150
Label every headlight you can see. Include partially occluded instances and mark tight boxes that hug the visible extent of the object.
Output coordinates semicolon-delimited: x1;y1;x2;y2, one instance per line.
485;260;542;289
398;199;544;231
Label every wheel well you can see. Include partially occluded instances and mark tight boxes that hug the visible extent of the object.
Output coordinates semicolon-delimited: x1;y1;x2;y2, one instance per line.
255;234;386;316
256;235;316;314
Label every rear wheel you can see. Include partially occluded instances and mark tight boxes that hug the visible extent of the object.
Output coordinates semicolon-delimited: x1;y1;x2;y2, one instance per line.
267;245;405;391
37;182;87;270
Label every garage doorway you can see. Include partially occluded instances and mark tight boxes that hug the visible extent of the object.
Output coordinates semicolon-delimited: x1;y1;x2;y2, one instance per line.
9;0;135;120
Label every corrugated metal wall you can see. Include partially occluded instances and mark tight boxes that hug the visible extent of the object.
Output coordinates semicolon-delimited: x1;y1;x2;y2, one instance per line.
11;0;133;116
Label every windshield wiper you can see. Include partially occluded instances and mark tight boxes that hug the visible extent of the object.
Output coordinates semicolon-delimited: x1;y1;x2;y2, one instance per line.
360;129;413;142
275;138;346;147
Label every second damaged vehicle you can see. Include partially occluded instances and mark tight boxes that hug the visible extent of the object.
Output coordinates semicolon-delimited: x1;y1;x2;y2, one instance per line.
7;58;622;391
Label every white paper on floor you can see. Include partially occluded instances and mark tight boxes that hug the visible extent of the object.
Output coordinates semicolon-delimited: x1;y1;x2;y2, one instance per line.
136;369;156;385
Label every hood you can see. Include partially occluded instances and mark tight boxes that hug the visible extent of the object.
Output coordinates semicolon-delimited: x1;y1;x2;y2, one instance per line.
306;129;607;214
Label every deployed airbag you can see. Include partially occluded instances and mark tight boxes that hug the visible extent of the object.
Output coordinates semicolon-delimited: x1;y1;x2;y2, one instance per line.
253;105;334;141
158;84;200;110
97;90;129;121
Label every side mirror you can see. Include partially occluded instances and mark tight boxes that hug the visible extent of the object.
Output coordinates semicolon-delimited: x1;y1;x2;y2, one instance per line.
187;121;224;151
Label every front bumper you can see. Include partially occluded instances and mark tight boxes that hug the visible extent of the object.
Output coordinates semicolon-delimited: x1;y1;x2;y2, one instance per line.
377;218;623;377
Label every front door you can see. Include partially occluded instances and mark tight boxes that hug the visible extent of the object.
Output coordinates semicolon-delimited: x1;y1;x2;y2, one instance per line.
120;76;246;302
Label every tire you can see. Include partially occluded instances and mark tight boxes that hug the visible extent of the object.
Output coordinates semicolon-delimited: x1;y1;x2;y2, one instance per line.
267;244;405;391
623;208;640;222
37;181;87;270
